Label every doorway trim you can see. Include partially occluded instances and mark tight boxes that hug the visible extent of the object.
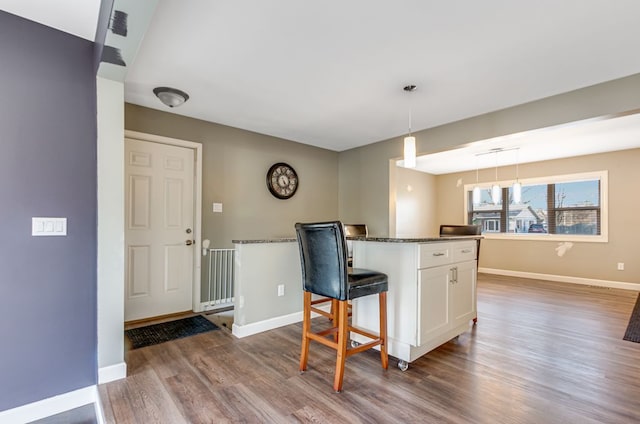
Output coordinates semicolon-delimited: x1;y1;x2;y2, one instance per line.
124;130;204;313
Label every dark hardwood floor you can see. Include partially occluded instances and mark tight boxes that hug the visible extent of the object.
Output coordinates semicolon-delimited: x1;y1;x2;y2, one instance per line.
99;274;640;423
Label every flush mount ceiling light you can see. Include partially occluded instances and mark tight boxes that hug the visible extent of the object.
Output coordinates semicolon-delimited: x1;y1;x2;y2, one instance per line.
403;84;417;168
153;86;190;108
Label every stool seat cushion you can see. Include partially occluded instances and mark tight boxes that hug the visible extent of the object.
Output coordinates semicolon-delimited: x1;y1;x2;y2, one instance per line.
348;268;388;300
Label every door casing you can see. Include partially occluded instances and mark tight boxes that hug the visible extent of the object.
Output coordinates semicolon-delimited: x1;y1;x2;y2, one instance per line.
124;130;203;317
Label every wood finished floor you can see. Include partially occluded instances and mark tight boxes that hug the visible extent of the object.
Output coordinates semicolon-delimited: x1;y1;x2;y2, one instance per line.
99;274;640;423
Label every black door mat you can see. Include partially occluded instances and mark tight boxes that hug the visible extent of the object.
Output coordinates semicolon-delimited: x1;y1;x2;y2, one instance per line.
125;315;219;349
623;293;640;343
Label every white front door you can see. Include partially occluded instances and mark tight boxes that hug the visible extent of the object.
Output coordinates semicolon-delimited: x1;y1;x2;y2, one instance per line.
124;138;195;321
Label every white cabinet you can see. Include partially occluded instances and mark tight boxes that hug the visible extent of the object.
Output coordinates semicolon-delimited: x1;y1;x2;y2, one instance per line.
351;239;477;367
450;260;477;325
417;265;450;344
418;257;476;347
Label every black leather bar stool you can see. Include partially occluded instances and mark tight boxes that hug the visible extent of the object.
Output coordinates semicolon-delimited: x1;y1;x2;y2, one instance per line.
311;223;368;321
295;221;388;392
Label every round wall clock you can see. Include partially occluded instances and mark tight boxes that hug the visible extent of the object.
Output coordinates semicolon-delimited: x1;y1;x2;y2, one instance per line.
266;162;299;199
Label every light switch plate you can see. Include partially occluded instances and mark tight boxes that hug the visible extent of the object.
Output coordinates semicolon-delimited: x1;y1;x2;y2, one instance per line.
32;217;67;236
213;202;223;213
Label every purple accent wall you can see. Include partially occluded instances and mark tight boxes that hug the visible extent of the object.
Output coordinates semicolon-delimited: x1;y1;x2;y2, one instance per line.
0;11;97;411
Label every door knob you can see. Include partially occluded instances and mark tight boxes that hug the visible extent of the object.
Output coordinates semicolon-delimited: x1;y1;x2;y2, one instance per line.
185;240;195;246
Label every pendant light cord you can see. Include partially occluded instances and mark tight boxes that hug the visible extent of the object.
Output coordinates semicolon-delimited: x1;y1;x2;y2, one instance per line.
407;94;413;136
404;84;417;137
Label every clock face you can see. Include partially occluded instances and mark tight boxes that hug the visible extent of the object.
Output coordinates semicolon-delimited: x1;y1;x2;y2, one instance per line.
267;163;299;199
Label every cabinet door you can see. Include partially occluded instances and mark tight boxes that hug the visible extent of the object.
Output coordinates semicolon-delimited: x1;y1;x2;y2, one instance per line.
418;265;451;345
450;260;477;327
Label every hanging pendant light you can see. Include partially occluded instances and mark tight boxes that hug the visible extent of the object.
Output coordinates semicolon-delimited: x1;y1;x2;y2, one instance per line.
491;183;501;205
472;186;481;206
491;151;501;205
404;136;416;168
403;85;417;168
472;160;481;206
512;181;522;204
512;148;522;204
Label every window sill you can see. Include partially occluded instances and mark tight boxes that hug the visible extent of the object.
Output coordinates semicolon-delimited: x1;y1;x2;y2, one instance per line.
481;233;608;243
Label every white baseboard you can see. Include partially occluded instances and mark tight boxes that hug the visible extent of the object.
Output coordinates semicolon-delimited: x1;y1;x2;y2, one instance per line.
231;303;332;339
98;361;127;384
232;311;303;338
0;385;102;424
479;267;640;291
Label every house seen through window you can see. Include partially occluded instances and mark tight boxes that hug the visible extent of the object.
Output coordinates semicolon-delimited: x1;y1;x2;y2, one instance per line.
466;171;606;240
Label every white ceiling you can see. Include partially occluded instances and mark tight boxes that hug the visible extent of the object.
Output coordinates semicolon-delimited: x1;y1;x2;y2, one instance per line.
0;0;101;41
406;111;640;174
5;1;640;166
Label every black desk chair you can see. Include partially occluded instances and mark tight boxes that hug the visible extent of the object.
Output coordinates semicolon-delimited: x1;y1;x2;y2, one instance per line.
295;221;388;392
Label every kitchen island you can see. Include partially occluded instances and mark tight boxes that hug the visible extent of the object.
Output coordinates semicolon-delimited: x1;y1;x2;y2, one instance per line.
350;236;481;370
231;235;480;370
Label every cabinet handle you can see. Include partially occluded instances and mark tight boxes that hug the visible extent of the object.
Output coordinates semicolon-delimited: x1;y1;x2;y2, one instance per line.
432;252;446;257
461;249;471;253
454;267;458;283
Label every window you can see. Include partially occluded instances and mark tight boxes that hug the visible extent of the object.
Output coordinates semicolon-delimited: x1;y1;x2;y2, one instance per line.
464;171;607;242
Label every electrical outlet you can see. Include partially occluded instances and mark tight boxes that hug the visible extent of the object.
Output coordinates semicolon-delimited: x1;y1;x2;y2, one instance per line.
617;262;625;271
277;284;285;297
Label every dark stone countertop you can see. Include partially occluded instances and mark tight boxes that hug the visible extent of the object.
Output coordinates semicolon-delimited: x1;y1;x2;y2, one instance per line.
232;236;481;244
349;236;482;243
232;238;297;244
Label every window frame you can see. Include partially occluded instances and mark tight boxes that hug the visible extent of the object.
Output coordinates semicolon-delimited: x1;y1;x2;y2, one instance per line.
463;170;608;243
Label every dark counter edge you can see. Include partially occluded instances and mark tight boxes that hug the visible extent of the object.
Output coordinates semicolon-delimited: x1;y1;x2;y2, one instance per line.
349;236;482;243
233;236;482;244
232;238;297;244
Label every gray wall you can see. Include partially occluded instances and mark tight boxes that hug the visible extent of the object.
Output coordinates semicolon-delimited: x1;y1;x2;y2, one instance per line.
125;104;339;301
0;12;97;411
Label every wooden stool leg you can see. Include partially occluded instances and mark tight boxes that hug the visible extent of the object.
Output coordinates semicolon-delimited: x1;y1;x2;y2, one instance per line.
379;291;388;370
333;300;349;392
331;299;339;342
300;291;312;372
